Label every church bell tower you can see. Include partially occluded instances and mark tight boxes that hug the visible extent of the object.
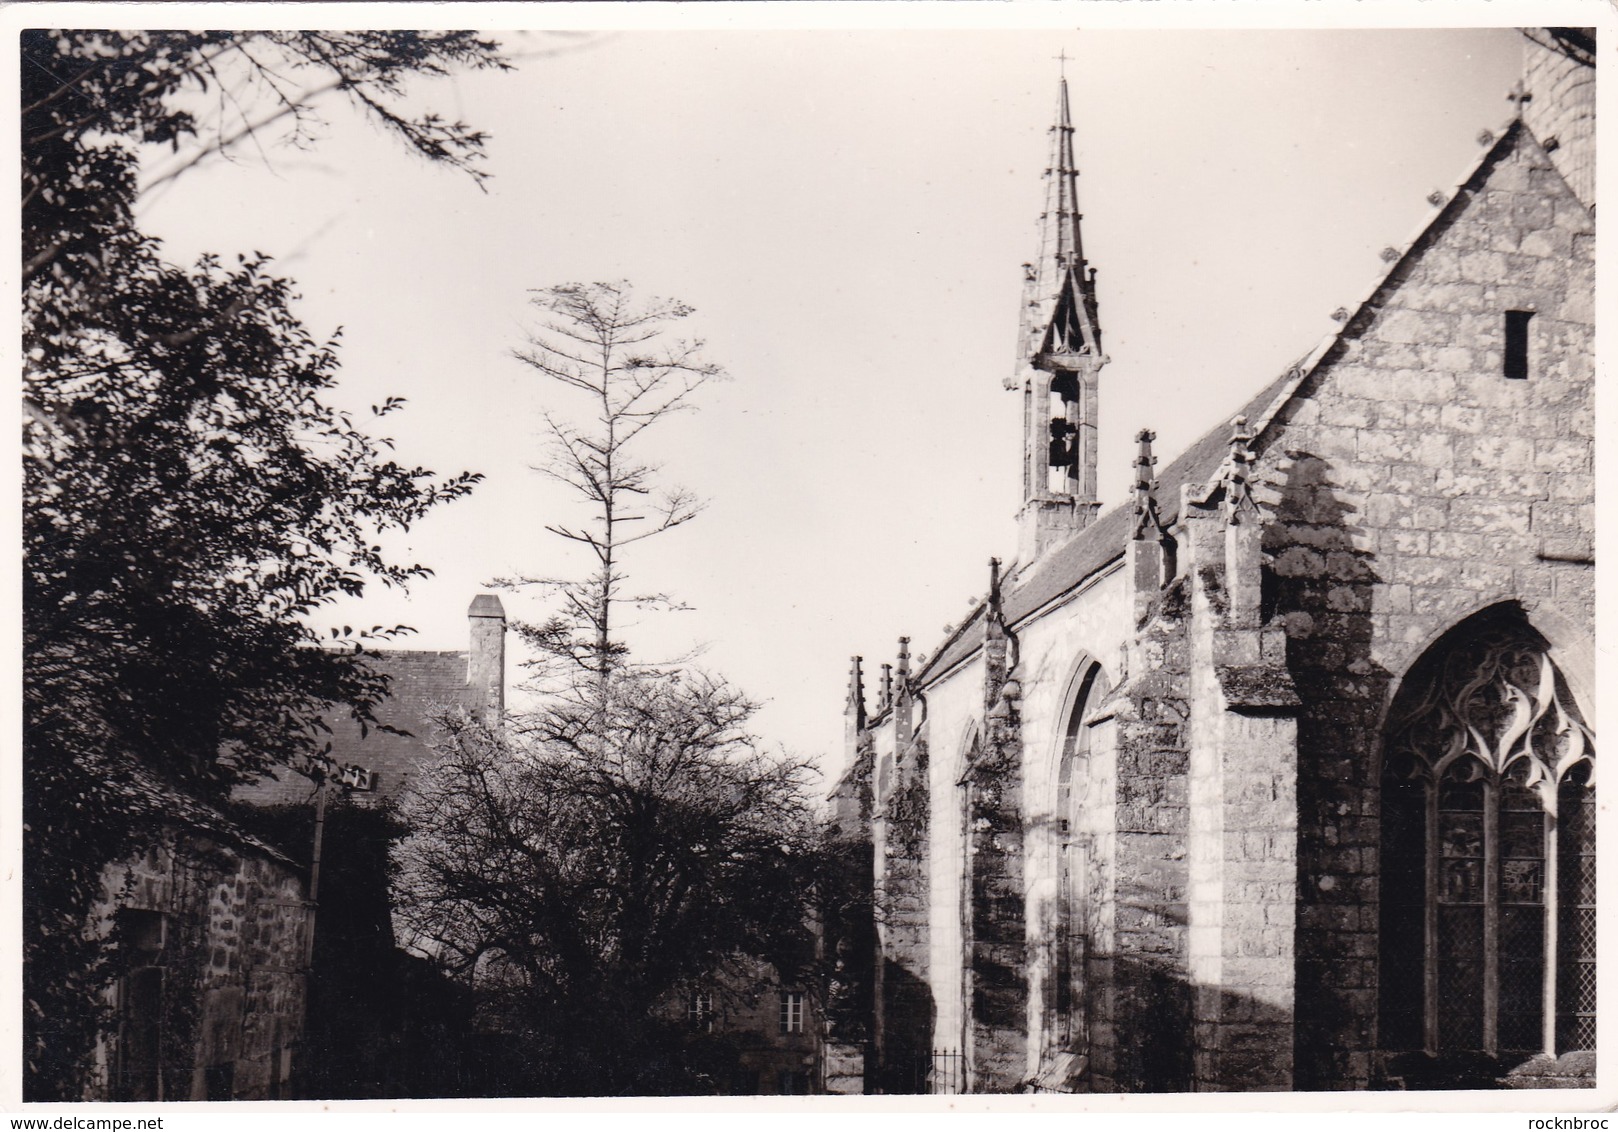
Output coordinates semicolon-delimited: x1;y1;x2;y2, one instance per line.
1007;73;1107;564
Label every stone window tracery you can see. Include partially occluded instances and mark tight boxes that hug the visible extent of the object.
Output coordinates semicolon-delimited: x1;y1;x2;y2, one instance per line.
1380;612;1595;1060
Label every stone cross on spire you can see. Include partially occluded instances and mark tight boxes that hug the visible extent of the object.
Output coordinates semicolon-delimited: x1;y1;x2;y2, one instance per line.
1506;79;1532;120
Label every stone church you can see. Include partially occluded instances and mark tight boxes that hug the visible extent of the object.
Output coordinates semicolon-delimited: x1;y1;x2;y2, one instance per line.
830;29;1595;1093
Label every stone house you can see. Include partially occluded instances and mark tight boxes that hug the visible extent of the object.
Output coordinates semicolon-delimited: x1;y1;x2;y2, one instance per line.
230;594;507;1098
831;29;1595;1093
83;595;507;1101
87;775;310;1101
669;956;826;1094
237;593;507;808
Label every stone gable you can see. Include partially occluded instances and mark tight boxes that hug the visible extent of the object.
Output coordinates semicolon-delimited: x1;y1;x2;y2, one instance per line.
834;45;1595;1096
1251;120;1592;1089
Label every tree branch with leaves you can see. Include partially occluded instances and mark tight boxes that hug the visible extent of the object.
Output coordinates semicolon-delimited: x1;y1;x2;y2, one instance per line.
391;279;827;1094
21;30;504;1100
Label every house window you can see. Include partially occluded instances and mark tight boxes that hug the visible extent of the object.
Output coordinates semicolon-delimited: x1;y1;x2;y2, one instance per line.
778;990;804;1034
112;909;168;1102
1504;310;1533;379
689;990;714;1032
777;1069;811;1094
1379;610;1595;1058
203;1061;235;1101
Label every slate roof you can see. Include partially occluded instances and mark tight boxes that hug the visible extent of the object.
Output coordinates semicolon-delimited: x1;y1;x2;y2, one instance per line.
115;760;304;869
916;362;1302;684
910;116;1539;690
236;649;477;806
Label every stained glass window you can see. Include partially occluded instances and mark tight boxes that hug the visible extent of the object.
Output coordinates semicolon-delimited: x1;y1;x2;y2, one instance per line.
1499;766;1547;1052
1379;612;1594;1058
1435;774;1485;1052
1557;764;1597;1052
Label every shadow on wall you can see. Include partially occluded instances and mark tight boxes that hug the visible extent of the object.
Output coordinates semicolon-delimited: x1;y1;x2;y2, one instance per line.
821;834;875;1043
1081;903;1301;1092
877;958;939;1093
1057;937;1296;1094
229;799;483;1100
1266;448;1391;1090
868;915;1294;1092
1102;949;1197;1091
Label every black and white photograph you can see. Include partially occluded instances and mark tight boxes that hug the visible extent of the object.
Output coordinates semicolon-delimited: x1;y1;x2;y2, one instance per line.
12;0;1609;1112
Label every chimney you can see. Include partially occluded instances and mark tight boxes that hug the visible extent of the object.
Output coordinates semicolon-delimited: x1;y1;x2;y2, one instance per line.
467;593;506;725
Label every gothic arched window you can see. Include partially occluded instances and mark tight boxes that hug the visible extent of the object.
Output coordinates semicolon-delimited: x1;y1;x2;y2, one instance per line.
959;727;982;1067
1052;661;1109;1052
1379;611;1595;1060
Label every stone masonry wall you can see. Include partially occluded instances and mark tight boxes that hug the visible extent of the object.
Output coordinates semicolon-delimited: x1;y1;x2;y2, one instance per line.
202;848;308;1100
921;664;985;1074
1097;575;1194;1091
965;611;1028;1091
1522;31;1595;210
1252;123;1594;1088
1011;567;1130;1089
824;734;874;1094
1184;495;1301;1091
93;835;309;1101
877;736;932;1090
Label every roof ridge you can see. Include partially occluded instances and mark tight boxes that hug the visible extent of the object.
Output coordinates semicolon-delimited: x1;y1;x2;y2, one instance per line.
1246;117;1532;450
911;113;1544;690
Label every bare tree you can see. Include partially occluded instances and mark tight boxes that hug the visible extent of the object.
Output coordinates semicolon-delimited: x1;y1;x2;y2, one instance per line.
501;281;726;685
392;676;818;1094
397;283;826;1094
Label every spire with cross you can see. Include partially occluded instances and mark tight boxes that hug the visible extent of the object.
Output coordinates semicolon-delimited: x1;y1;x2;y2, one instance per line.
1013;61;1107;561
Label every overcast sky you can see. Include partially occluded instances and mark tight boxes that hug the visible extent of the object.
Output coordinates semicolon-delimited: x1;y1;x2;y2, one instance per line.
127;7;1571;783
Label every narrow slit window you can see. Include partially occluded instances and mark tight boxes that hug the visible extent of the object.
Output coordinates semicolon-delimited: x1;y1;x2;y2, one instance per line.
1505;310;1533;380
